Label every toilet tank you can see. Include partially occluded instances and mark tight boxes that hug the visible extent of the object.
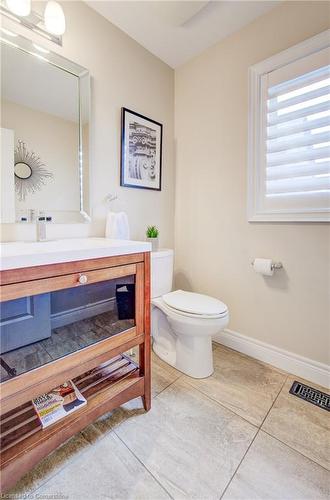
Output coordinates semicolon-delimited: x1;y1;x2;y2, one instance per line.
151;249;174;299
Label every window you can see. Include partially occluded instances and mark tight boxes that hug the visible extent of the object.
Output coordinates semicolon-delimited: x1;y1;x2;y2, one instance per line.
248;31;330;221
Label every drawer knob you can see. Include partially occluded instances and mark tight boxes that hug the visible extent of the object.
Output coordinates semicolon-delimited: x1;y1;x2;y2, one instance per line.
78;274;88;285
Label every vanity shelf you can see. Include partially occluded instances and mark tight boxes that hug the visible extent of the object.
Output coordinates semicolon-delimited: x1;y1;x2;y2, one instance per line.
0;354;142;491
0;248;151;492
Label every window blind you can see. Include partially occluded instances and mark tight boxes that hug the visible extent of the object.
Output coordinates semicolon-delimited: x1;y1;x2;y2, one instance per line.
265;64;330;204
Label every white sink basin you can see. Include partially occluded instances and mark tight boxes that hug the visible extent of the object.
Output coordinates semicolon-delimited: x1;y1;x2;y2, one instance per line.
0;238;151;270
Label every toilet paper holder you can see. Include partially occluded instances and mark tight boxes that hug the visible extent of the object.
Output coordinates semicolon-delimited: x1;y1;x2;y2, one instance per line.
251;260;283;271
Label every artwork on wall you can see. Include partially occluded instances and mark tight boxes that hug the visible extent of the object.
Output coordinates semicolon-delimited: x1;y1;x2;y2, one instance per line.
14;140;53;201
120;108;163;191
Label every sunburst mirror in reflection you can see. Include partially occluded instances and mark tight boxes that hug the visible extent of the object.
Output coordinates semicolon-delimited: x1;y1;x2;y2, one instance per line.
14;140;53;201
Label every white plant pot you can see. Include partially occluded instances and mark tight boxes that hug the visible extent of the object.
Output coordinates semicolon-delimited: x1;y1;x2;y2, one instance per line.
146;237;159;252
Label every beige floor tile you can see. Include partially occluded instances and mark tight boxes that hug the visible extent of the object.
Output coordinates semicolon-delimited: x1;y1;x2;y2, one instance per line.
151;351;182;397
126;347;182;397
7;432;91;496
223;431;330;500
182;344;287;426
115;378;257;499
35;431;170;500
262;376;330;469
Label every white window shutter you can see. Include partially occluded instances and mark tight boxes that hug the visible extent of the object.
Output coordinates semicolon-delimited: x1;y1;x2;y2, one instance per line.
248;31;330;221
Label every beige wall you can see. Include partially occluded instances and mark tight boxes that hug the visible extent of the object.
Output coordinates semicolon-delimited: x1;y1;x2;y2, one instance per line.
174;1;330;364
1;1;174;245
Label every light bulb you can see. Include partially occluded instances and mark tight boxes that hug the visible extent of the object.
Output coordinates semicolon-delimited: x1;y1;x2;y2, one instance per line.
6;0;31;17
44;1;65;36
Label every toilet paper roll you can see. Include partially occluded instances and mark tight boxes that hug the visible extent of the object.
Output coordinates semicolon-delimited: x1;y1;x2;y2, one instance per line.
253;258;274;276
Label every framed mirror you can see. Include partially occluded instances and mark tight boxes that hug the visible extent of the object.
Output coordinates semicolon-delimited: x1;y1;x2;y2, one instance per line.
0;32;90;224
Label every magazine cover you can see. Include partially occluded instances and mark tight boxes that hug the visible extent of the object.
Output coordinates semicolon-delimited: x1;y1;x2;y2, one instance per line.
32;380;87;429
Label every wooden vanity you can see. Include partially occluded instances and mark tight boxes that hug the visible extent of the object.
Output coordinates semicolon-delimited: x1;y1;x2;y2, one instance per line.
0;242;151;492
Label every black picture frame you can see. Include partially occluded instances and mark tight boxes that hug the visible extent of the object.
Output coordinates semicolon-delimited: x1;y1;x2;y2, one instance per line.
120;107;163;191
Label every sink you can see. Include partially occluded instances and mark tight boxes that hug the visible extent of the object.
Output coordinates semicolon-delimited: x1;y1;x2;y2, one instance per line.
0;238;152;271
2;238;103;253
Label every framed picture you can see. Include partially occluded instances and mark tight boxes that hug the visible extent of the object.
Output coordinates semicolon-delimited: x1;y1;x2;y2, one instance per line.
120;107;163;191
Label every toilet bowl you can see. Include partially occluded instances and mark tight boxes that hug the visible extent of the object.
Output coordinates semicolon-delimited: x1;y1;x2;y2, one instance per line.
151;250;229;378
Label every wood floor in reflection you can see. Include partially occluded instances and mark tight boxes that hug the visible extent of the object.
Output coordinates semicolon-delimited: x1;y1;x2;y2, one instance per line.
0;311;134;381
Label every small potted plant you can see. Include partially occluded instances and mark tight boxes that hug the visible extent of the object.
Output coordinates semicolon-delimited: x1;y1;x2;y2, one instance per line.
146;225;159;251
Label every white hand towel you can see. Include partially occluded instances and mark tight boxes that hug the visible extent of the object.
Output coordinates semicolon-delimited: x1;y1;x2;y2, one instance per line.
105;212;116;238
105;211;130;240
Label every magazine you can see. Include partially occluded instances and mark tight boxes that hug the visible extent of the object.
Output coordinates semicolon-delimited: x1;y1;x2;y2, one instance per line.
32;380;87;429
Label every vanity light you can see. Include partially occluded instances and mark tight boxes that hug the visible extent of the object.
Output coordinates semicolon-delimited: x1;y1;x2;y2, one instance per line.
1;1;64;44
32;43;50;54
44;1;65;36
5;0;31;16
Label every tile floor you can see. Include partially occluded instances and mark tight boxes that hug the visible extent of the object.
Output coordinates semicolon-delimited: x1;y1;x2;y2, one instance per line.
8;344;330;500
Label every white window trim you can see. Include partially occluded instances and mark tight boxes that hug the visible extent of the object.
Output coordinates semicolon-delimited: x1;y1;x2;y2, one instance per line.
248;30;330;222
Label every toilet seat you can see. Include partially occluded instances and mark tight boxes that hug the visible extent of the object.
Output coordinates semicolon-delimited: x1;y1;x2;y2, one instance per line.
162;290;228;319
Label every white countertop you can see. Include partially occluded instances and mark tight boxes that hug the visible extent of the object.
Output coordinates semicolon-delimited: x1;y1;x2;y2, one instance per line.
0;238;152;271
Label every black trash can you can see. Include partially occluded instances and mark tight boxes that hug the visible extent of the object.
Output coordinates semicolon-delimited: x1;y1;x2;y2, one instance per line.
116;284;135;320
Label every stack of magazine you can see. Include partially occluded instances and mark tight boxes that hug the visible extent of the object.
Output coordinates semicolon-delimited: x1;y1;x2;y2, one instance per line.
32;380;87;429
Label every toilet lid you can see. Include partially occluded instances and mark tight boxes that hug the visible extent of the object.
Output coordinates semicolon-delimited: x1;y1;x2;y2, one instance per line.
162;290;228;317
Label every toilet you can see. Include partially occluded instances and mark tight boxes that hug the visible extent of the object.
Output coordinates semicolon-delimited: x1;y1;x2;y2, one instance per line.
151;249;229;378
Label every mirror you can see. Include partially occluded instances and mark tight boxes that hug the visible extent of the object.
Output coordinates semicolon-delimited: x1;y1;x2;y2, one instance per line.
0;33;90;224
14;163;32;180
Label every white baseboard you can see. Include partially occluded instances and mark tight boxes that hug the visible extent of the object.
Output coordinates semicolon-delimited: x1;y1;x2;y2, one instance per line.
213;329;330;389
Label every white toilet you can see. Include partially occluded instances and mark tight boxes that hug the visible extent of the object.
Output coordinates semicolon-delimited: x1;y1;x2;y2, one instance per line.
151;249;229;378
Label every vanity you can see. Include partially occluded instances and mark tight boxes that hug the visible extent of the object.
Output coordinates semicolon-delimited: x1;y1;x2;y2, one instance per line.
0;239;151;492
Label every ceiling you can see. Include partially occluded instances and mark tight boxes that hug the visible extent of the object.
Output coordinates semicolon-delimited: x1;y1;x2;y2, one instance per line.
86;1;280;68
